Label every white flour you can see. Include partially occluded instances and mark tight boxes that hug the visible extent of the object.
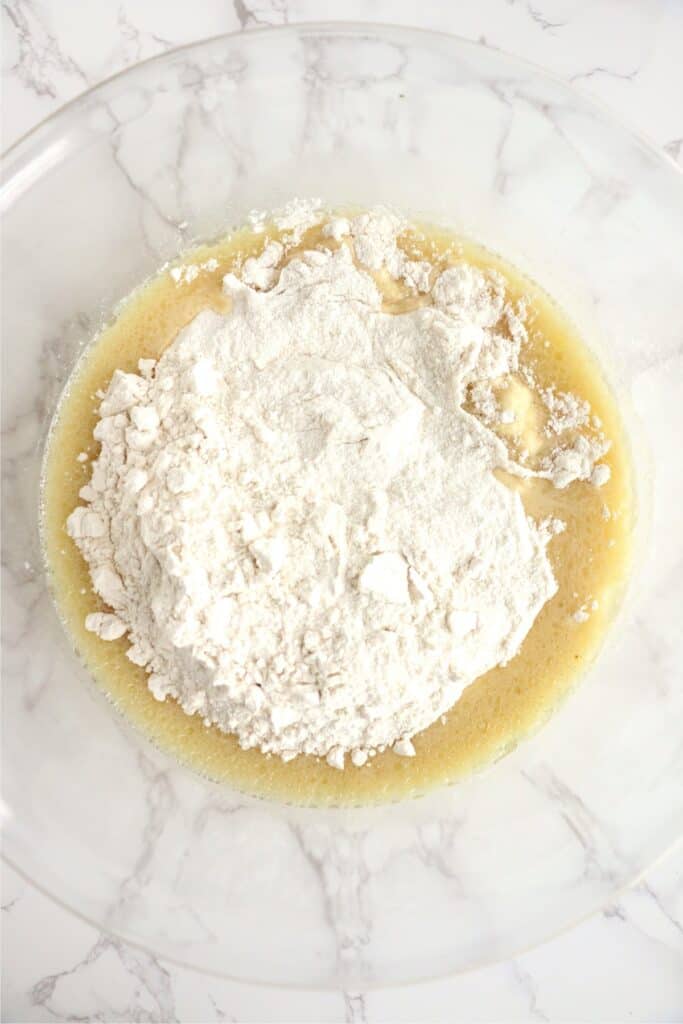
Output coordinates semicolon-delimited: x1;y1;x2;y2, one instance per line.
169;258;219;285
542;387;590;435
67;208;609;767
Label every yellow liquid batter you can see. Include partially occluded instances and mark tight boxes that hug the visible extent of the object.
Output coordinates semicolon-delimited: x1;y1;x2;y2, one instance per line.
42;219;633;805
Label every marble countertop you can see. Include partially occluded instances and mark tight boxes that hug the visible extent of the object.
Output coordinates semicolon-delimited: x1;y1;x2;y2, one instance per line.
2;1;682;1021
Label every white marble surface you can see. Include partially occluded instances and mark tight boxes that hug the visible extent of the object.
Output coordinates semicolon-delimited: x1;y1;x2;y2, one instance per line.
2;1;683;1021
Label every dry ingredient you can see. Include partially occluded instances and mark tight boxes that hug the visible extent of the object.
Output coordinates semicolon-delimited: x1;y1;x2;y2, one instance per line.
66;206;611;768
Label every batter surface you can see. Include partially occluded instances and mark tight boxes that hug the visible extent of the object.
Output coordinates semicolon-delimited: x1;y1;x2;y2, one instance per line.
42;216;633;805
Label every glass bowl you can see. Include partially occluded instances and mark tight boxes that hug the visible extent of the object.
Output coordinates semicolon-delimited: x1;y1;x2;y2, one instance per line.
2;23;682;989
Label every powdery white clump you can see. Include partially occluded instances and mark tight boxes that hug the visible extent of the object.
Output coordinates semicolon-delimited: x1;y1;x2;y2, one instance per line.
68;208;608;767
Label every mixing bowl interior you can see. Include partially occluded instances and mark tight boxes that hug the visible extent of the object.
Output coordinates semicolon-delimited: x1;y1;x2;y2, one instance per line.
2;23;682;988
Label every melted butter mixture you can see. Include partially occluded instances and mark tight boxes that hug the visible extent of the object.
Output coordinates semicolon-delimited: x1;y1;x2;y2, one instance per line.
42;221;633;805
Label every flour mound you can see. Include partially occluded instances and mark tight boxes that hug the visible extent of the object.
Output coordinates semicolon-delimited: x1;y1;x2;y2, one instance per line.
68;210;566;767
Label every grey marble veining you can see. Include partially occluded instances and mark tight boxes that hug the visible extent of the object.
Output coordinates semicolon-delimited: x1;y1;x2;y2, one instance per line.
2;1;683;1021
2;855;682;1021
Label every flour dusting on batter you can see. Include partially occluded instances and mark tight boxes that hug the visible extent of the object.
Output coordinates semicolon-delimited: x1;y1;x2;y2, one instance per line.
64;207;613;769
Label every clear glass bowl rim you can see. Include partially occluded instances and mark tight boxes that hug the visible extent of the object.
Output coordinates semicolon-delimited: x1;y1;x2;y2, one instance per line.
2;19;682;990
